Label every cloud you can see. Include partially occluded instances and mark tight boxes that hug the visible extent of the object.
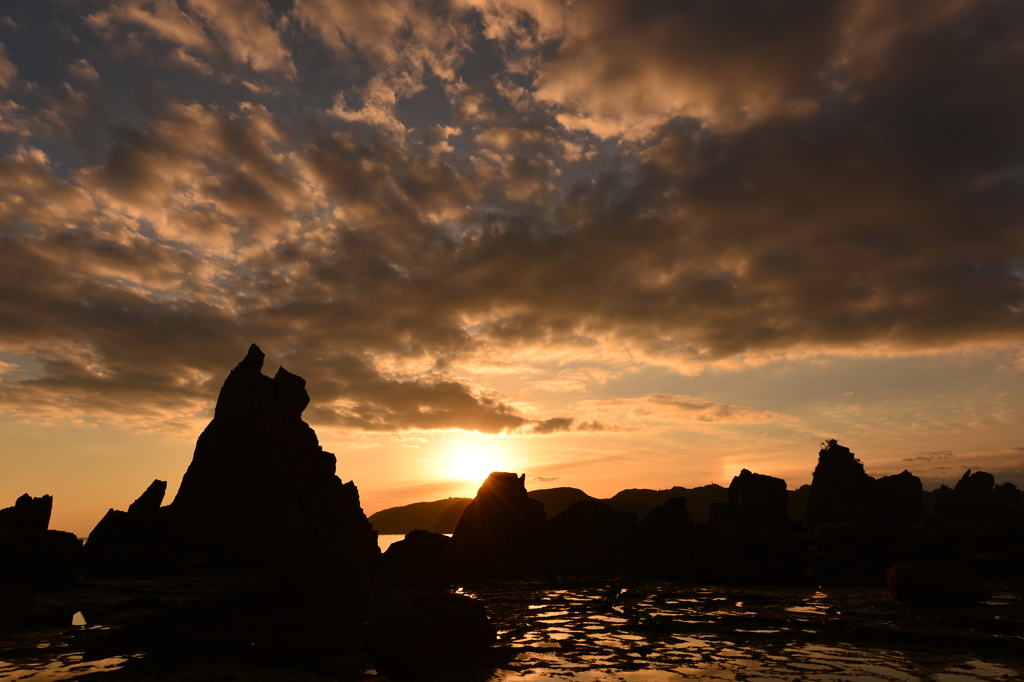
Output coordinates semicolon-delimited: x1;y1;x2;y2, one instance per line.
0;42;16;89
574;394;784;430
87;0;294;76
903;451;955;462
0;0;1022;439
530;417;573;434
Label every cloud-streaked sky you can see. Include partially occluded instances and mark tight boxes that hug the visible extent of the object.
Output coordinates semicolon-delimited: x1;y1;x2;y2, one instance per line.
2;0;1023;535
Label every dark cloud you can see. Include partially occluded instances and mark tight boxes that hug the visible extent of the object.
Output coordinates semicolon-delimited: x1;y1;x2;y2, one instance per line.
0;0;1022;434
531;417;573;434
903;451;955;463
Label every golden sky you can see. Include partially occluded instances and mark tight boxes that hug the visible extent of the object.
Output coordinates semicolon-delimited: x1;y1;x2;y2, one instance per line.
1;0;1023;535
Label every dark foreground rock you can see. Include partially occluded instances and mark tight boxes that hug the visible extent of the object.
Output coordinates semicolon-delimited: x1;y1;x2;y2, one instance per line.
365;589;496;679
381;529;451;590
0;579;36;627
886;561;991;605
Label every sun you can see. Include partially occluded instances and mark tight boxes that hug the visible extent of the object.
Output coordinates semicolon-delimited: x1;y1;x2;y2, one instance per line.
447;442;505;483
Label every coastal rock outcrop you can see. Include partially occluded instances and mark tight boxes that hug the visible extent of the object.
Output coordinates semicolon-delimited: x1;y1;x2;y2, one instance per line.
0;494;82;588
168;344;378;561
804;440;927;532
804;441;874;530
450;472;547;576
83;480;170;576
0;494;53;534
727;469;789;529
84;344;378;574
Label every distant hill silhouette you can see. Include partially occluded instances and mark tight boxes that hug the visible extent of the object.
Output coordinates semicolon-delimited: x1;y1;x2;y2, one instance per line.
527;488;596;518
369;498;471;534
371;483;740;533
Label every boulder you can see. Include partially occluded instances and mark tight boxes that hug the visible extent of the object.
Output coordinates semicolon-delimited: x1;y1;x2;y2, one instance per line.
0;580;36;627
0;494;52;534
727;469;789;529
364;589;496;678
381;530;451;590
886;561;991;605
449;472;547;576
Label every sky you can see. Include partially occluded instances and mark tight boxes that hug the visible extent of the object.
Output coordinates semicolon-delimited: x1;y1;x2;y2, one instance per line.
1;0;1023;536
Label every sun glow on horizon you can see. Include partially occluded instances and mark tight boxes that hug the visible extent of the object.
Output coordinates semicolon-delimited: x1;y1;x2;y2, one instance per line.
446;440;508;484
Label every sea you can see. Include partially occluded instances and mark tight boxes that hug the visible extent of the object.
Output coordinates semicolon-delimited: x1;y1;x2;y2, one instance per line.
0;536;1019;681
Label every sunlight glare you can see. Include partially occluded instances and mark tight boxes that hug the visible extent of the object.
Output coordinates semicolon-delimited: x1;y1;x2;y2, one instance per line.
448;441;505;483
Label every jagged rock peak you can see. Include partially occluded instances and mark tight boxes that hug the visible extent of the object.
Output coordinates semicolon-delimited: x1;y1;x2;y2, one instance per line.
0;494;53;534
240;343;265;371
213;343;310;422
819;439;858;462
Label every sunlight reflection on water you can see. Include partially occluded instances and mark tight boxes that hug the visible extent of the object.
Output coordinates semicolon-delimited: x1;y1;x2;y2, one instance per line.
481;582;1022;682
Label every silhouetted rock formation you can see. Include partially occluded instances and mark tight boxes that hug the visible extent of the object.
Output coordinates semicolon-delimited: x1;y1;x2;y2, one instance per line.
528;487;596;518
168;344;377;561
365;589;496;678
804;440;927;532
369;498;471;534
874;470;928;528
0;494;52;534
0;494;81;589
804;440;874;529
84;344;378;574
935;469;998;522
450;472;547;576
886;561;991;605
84;480;169;576
639;496;693;540
381;530;451;591
727;469;789;529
